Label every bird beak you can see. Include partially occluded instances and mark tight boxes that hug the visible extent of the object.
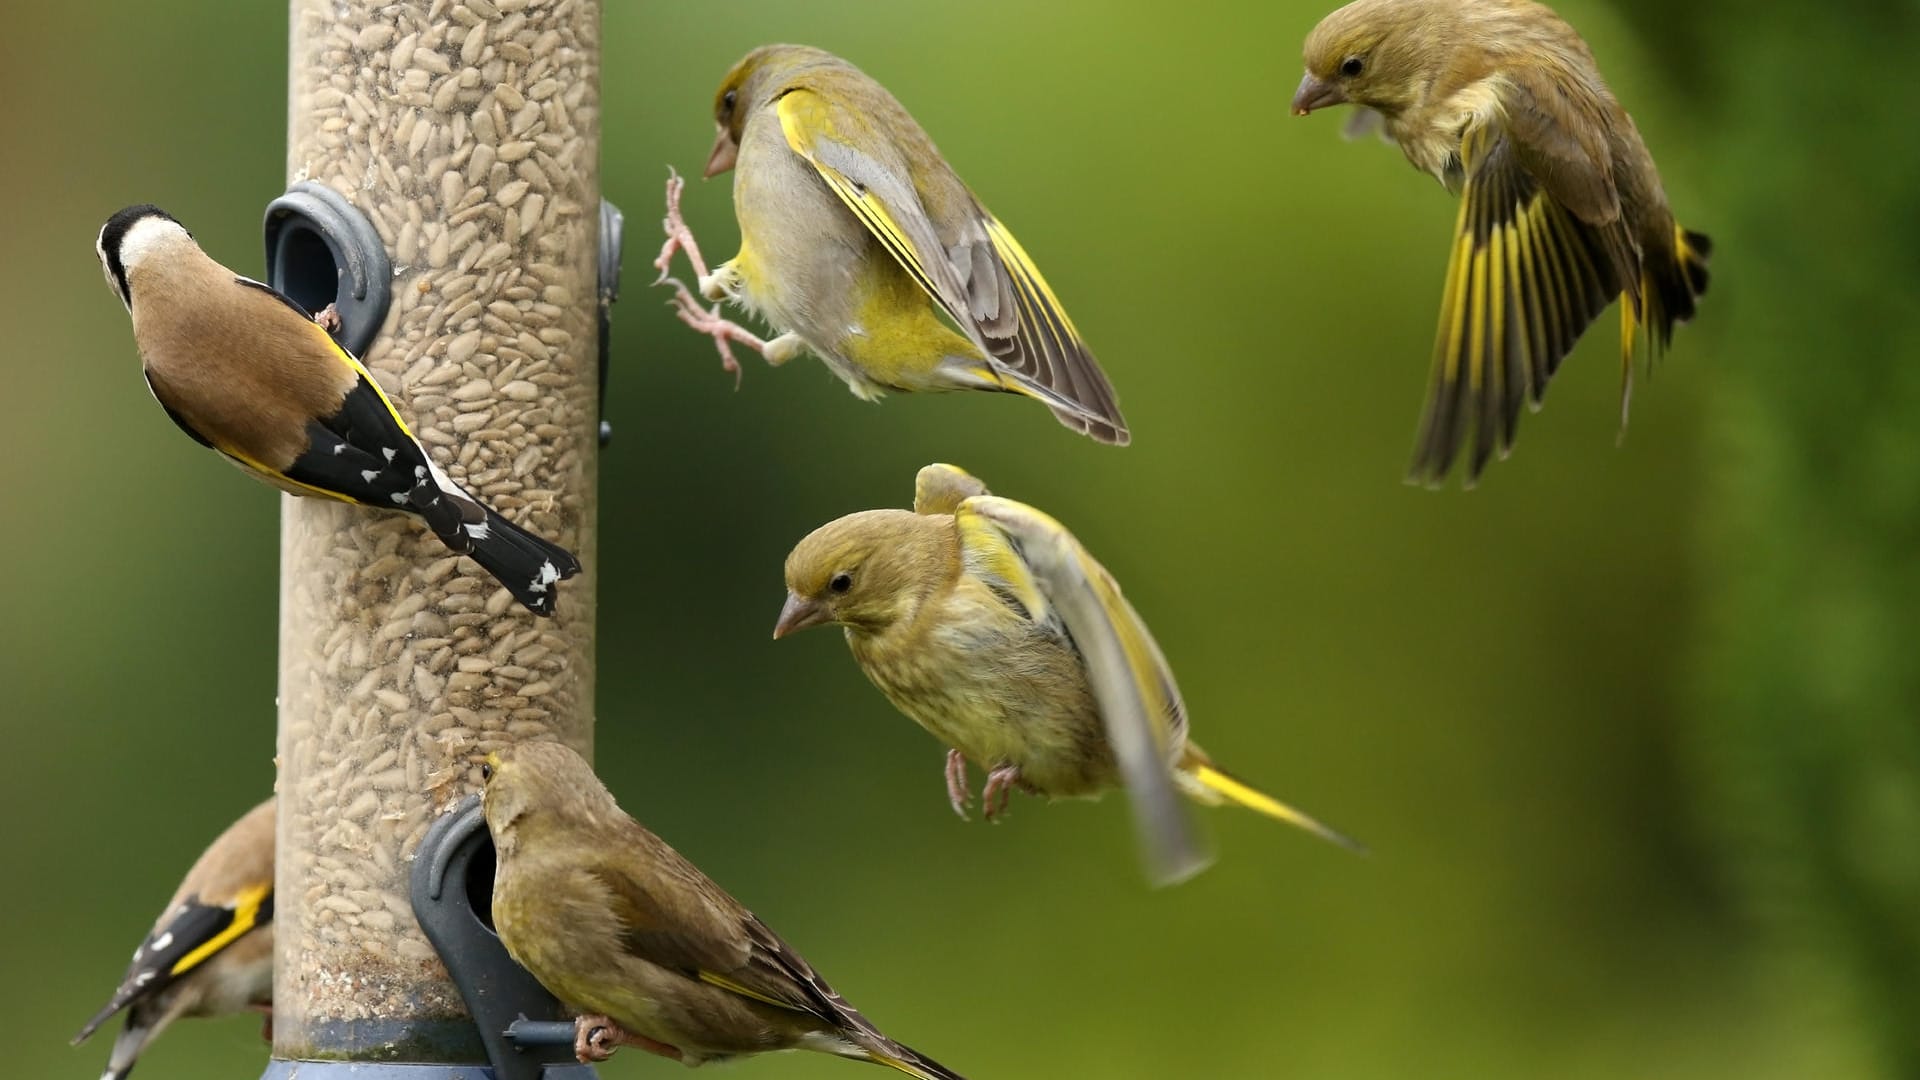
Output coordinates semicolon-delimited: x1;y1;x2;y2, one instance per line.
1291;72;1346;116
772;592;830;639
704;126;739;178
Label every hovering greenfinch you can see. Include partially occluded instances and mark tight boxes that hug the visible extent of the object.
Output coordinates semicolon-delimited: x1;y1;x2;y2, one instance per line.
74;799;275;1080
655;44;1129;444
1293;0;1712;484
479;742;966;1078
777;465;1360;885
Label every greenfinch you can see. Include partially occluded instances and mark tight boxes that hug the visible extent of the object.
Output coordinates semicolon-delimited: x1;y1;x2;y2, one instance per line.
777;465;1359;885
74;799;274;1080
1293;0;1712;484
480;741;966;1078
655;44;1129;445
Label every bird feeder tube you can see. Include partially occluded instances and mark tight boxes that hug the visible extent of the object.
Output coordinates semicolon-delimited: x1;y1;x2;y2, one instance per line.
272;0;600;1066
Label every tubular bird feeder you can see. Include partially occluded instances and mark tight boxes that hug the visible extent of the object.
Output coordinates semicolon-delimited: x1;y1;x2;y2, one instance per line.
269;0;602;1072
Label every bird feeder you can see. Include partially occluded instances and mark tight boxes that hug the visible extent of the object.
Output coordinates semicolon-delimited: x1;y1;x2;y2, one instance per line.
268;0;603;1071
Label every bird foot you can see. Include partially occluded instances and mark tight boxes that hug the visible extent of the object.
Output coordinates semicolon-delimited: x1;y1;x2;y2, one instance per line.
982;764;1026;822
663;280;781;388
945;749;972;820
252;1004;273;1043
654;168;712;285
573;1015;684;1064
312;302;343;337
655;168;781;387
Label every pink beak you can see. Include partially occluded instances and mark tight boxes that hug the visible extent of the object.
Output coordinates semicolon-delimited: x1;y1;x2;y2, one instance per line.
704;127;739;178
1291;72;1347;116
772;592;830;639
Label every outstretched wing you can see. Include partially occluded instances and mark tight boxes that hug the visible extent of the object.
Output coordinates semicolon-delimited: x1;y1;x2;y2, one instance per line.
911;463;990;516
775;88;1128;444
1411;129;1612;483
953;495;1210;886
1410;72;1639;486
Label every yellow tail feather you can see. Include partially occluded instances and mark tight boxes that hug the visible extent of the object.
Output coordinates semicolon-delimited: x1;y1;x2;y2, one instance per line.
1182;762;1366;854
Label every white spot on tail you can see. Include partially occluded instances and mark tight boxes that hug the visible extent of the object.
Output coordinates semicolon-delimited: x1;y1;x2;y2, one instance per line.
360;470;379;483
382;447;396;462
150;932;174;953
528;560;559;593
135;971;156;986
389;492;409;505
464;520;491;540
332;444;347;456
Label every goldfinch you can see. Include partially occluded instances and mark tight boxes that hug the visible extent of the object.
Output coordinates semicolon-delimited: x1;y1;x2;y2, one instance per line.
777;465;1360;885
480;741;966;1078
74;798;275;1080
656;44;1129;445
1294;0;1712;484
96;205;581;614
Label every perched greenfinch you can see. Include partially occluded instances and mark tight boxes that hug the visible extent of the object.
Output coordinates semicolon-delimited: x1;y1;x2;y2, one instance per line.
480;741;966;1078
777;465;1360;885
1293;0;1712;484
655;44;1129;445
74;799;274;1080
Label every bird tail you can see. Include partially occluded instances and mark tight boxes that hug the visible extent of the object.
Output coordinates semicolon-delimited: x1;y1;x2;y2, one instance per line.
408;480;581;616
1619;224;1712;424
460;506;583;618
862;1039;969;1080
1175;747;1366;854
101;1020;152;1080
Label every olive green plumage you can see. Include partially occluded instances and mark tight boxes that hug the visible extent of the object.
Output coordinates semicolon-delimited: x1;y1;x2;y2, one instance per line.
481;741;964;1078
697;44;1129;444
1295;0;1712;484
778;465;1360;884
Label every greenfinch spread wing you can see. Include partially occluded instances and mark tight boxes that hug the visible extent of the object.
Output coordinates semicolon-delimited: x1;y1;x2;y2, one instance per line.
956;496;1210;886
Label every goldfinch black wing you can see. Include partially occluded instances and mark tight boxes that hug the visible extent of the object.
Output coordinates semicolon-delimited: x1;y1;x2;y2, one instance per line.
954;495;1210;886
73;881;272;1045
775;87;1128;445
1410;108;1637;485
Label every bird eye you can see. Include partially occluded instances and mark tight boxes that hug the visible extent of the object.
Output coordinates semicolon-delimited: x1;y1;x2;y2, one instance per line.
480;762;493;781
722;89;737;113
1340;56;1365;77
829;572;853;594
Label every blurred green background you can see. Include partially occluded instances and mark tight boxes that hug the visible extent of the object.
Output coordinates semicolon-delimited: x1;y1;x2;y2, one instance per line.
4;1;1915;1078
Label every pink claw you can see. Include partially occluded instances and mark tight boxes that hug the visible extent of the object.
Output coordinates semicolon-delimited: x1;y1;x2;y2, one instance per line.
945;749;972;820
982;765;1025;822
654;168;773;387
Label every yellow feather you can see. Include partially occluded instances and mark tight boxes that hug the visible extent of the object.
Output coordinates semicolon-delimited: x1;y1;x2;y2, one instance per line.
169;882;270;977
984;217;1084;346
952;502;1051;624
696;971;801;1012
776;92;958;328
1182;763;1364;854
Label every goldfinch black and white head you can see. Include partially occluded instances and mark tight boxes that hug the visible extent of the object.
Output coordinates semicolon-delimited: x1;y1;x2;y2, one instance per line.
96;204;190;312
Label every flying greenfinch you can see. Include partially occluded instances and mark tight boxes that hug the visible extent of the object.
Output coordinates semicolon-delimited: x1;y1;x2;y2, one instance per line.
74;798;275;1080
777;464;1360;886
479;741;966;1078
1293;0;1712;484
654;44;1129;445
